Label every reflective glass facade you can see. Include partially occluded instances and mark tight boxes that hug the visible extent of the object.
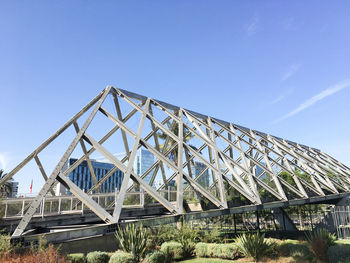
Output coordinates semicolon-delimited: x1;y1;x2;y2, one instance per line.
64;158;124;194
134;149;155;183
191;161;210;187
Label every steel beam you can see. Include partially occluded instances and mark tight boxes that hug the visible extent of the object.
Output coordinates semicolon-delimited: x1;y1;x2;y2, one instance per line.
12;86;111;238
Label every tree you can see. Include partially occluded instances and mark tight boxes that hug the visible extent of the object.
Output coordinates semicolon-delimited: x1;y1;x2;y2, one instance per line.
158;121;195;164
158;119;197;191
0;170;12;198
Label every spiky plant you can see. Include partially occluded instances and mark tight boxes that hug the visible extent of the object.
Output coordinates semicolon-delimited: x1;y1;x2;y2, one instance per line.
305;228;336;263
305;228;336;247
115;224;148;262
235;232;275;262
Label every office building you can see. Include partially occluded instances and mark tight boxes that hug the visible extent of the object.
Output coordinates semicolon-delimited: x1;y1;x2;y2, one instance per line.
134;149;155;183
55;158;124;195
191;161;210;187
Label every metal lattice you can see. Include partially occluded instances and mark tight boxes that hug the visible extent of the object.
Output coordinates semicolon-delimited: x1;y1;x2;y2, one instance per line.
1;86;350;238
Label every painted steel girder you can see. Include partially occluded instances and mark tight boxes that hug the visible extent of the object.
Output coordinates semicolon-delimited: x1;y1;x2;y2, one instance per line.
3;86;350;238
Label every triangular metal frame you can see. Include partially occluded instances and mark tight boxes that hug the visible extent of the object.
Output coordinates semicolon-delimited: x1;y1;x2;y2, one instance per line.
1;86;350;238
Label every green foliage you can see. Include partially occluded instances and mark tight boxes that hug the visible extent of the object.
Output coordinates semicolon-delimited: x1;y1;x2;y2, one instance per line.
212;244;240;260
194;243;207;258
146;225;178;249
234;232;275;262
0;233;12;257
201;227;222;243
144;250;167;263
144;194;156;205
279;171;295;186
327;244;350;263
67;253;86;263
277;240;311;261
176;221;200;259
306;228;336;247
148;222;199;259
30;234;49;253
161;241;183;260
179;237;195;259
108;250;133;263
161;246;174;263
115;224;148;262
86;251;110;263
224;182;249;206
183;194;199;205
306;228;336;262
38;235;48;252
195;243;240;260
123;195;140;206
0;170;12;198
158;121;195;165
277;241;307;257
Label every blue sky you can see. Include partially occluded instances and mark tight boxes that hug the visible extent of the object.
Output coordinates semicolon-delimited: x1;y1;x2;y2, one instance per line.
1;1;350;194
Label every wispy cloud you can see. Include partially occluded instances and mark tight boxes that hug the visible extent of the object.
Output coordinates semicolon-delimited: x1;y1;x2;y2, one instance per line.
274;79;350;122
270;88;294;104
0;152;9;170
282;64;300;81
245;15;259;36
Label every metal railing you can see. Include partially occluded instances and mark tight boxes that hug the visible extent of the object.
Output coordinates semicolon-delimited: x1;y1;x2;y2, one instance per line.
1;188;201;219
2;191;143;219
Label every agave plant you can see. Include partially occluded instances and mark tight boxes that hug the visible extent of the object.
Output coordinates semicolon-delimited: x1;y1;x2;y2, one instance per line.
305;228;336;247
235;232;275;262
115;223;148;262
305;228;336;263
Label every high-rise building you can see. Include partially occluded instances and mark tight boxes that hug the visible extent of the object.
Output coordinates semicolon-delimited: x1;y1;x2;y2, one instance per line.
10;179;19;198
55;158;124;195
191;161;210;188
134;149;155;183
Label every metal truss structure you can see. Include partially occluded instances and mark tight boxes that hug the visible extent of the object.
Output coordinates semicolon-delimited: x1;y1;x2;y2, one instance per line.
1;86;350;238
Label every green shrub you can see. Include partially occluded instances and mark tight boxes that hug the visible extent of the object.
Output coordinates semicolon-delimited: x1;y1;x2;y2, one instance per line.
67;253;86;263
30;234;48;253
86;251;110;263
147;226;178;248
206;244;218;258
306;228;336;262
195;242;240;260
115;224;148;262
109;251;133;263
277;241;311;261
175;221;200;259
178;235;195;259
306;228;336;248
217;244;240;259
201;228;222;243
147;222;200;256
328;244;350;263
161;241;183;260
161;246;174;263
144;250;166;263
235;232;275;262
195;242;207;257
0;234;11;257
